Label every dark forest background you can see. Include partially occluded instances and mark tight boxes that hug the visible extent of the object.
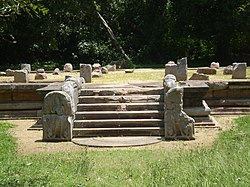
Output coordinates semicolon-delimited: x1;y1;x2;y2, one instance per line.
0;0;249;70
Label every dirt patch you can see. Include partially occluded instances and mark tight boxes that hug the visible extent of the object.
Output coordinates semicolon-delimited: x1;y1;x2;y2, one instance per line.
2;116;236;155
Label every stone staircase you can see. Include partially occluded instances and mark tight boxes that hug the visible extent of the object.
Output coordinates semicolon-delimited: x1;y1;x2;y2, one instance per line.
73;84;165;137
72;83;217;138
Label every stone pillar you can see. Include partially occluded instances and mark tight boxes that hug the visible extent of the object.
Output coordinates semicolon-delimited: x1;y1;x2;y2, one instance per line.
21;63;31;73
80;64;92;83
42;91;74;141
232;63;247;79
176;57;188;81
14;70;29;83
163;74;195;140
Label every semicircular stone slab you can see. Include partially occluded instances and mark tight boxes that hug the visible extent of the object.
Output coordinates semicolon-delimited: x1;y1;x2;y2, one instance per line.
72;136;162;147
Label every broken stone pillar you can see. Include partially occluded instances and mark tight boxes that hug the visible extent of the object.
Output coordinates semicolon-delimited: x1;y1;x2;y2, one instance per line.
165;57;188;81
21;63;31;73
42;91;74;141
80;64;92;83
163;74;195;140
232;63;247;79
176;57;188;81
14;70;29;83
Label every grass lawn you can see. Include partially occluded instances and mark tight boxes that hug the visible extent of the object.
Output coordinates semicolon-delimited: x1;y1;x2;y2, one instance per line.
1;116;250;186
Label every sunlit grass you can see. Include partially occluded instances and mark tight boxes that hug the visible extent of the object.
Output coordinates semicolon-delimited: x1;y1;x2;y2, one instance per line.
0;68;249;84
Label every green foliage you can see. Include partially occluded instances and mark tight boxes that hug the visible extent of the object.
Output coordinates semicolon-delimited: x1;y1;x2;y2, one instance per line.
0;0;249;70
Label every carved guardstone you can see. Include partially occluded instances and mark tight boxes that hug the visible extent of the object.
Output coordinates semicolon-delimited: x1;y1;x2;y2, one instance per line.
42;91;74;141
163;74;195;140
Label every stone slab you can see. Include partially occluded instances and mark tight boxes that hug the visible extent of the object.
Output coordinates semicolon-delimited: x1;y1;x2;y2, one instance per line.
72;136;162;147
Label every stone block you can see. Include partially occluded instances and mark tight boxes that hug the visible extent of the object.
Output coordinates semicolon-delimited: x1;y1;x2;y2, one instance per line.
165;57;188;81
197;67;217;75
14;70;29;83
210;62;220;69
21;63;31;73
35;72;47;80
0;72;6;76
53;68;60;75
232;63;247;79
37;68;45;73
80;64;92;83
107;64;116;71
92;70;103;78
101;67;108;74
223;65;233;75
165;61;178;77
6;69;14;76
63;63;73;72
189;72;209;80
92;63;101;70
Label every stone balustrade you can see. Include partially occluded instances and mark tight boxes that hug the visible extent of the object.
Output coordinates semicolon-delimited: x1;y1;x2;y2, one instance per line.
41;76;84;141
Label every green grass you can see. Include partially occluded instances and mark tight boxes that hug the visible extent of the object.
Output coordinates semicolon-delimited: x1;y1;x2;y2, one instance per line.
1;116;250;186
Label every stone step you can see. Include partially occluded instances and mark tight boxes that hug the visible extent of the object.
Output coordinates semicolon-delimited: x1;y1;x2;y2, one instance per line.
73;127;164;137
75;111;164;120
74;119;164;128
77;102;164;111
211;107;250;115
206;99;250;107
78;95;164;104
0;101;42;110
80;87;163;96
0;110;39;119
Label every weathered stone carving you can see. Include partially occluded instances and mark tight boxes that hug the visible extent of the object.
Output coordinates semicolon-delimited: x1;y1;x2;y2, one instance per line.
42;91;74;141
164;74;195;140
43;115;73;141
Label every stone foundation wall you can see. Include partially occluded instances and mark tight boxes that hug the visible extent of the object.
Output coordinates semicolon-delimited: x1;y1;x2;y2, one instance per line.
0;83;49;118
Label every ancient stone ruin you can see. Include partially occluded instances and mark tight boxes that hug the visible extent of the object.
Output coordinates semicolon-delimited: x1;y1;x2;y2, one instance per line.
165;57;188;81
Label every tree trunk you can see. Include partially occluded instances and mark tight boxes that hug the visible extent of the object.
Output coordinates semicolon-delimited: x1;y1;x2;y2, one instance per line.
97;12;131;64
